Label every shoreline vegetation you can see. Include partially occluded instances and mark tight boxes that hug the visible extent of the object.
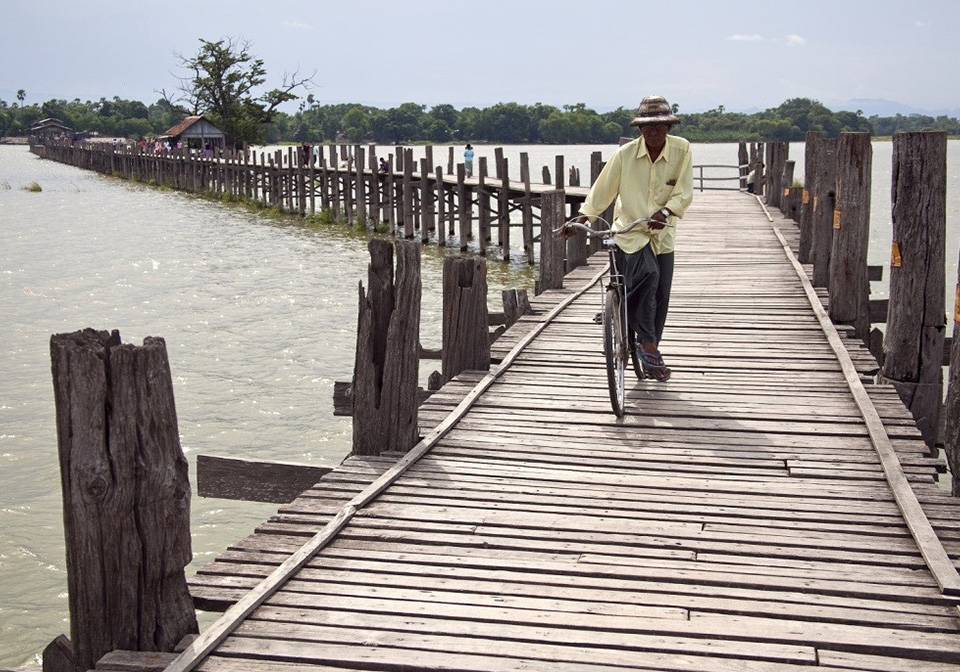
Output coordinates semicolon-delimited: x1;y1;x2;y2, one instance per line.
5;96;960;146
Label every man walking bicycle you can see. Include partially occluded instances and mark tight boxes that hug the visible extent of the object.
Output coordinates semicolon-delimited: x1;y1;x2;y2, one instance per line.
566;95;693;381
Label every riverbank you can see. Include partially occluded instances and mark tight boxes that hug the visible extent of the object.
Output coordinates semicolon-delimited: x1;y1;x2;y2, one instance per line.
0;136;28;145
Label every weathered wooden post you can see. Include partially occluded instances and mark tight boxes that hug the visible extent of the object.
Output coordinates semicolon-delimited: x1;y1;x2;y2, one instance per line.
457;164;470;251
520;153;534;264
811;137;838;288
538;189;566;294
945;246;960;495
478;157;490;254
499;156;511;260
798;131;822;263
738;141;748;190
435;166;446;245
49;329;197;672
441;257;490;384
402;148;414;238
420;158;432;242
882;131;947;449
352;240;421;455
829;132;872;342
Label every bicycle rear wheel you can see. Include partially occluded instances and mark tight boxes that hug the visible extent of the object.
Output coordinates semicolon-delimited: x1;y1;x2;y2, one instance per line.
603;288;627;417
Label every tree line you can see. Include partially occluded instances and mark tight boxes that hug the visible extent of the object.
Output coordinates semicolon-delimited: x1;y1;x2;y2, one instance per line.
6;94;960;146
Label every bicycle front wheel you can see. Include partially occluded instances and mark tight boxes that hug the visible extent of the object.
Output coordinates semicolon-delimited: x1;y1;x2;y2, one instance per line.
603;288;627;417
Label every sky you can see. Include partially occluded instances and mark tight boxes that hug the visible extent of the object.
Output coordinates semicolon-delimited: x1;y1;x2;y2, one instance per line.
3;0;958;117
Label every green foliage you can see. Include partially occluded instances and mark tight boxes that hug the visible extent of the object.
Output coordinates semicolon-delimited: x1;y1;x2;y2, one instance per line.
4;90;960;144
173;37;312;147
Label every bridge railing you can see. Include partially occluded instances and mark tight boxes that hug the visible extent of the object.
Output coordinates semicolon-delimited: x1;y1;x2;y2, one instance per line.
693;163;749;192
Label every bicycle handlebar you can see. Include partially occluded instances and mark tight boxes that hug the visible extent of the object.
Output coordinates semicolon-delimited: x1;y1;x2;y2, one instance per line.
553;216;672;239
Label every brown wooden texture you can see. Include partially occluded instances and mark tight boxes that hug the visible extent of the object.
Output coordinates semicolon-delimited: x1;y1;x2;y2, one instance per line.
538;189;566;294
829;132;872;340
50;329;197;672
441;257;491;384
197;455;333;504
351;240;421;455
811;136;838;288
883;132;947;449
799;131;821;263
947;249;960;496
183;191;960;672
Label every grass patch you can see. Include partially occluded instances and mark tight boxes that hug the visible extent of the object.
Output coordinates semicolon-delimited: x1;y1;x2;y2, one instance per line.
21;181;42;192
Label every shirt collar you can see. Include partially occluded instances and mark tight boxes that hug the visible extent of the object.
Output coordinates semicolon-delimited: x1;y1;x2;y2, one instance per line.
636;136;670;163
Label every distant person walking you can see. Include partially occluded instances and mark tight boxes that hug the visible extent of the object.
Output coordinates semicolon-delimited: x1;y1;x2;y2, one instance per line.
463;144;474;178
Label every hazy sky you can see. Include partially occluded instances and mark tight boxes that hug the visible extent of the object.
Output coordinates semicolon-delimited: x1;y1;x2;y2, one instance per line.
4;0;956;115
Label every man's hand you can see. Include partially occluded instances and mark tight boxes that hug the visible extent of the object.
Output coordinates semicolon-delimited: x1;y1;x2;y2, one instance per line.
648;208;670;230
561;214;589;239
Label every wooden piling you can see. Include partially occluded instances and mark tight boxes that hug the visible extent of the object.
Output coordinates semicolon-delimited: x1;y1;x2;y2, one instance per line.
441;257;491;384
435;166;446;246
457;164;469;251
402;149;414;238
352;240;421;455
478;157;490;254
420;158;434;242
829;132;872;341
945;250;960;495
49;329;197;672
799;131;822;264
811;137;838;288
538;189;566;294
520;153;534;264
882;131;947;449
498;156;510;260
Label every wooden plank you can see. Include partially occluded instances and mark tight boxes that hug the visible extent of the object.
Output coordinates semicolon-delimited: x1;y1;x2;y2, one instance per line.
772;226;960;597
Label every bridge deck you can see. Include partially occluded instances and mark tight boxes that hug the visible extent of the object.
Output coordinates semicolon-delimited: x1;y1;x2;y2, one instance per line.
179;192;960;672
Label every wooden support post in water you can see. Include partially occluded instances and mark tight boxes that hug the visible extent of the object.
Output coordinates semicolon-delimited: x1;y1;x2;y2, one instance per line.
402;149;414;238
49;329;197;672
442;257;490;384
811;137;838;288
882;131;947;449
457;164;469;251
435;166;446;246
945;245;960;495
387;155;396;235
829;132;872;342
499;156;510;261
352;240;421;455
355;145;366;225
520;153;534;264
738;141;748;190
478;157;490;254
538;189;566;294
799;131;822;264
421;158;434;241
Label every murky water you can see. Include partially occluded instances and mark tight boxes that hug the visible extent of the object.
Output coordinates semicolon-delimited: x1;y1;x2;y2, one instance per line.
1;140;957;668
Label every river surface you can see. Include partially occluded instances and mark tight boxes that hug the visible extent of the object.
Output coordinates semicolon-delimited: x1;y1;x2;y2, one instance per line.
1;141;958;668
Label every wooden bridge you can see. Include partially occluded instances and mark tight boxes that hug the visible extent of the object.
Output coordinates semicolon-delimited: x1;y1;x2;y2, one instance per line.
115;190;960;672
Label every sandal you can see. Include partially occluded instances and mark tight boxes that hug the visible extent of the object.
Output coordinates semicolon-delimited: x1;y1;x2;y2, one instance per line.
639;348;672;382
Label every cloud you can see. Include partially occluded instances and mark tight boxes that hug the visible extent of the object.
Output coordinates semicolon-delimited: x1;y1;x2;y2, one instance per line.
727;34;764;42
785;34;807;47
283;20;313;30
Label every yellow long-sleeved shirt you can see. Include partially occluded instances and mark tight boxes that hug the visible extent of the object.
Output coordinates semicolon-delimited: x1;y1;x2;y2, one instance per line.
579;135;693;254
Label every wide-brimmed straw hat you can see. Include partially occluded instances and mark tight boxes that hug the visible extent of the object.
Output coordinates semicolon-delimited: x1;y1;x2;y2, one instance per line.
629;95;680;127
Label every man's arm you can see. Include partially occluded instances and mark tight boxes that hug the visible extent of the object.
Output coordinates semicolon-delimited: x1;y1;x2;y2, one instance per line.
663;144;694;218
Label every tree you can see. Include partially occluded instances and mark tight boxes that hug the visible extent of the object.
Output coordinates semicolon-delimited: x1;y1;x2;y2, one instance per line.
16;89;25;106
173;37;313;146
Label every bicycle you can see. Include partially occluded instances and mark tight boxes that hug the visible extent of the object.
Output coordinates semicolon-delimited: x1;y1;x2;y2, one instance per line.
556;216;670;417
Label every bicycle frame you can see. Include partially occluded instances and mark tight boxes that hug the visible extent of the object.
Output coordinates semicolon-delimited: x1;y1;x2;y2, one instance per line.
556;216;665;415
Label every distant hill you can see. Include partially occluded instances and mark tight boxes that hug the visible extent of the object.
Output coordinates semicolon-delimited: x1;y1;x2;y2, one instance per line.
833;98;960;119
